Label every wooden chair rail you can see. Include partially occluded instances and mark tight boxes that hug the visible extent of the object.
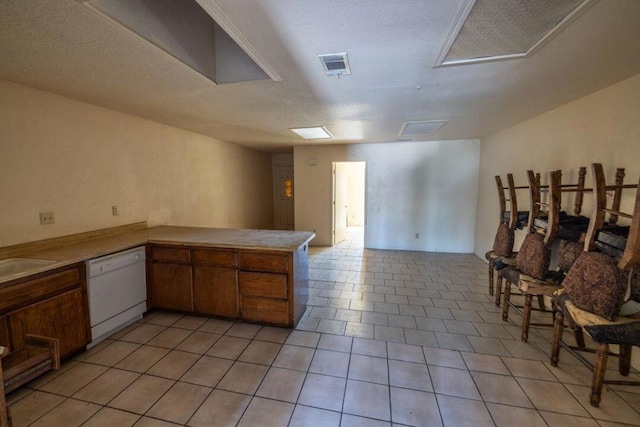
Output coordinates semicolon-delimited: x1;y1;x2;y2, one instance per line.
0;335;60;427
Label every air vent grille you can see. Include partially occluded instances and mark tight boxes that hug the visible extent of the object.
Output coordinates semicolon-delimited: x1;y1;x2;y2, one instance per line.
319;53;351;76
399;121;448;138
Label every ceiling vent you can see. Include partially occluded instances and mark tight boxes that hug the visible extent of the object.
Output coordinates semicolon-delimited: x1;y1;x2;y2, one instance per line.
319;53;351;76
399;120;448;138
435;0;597;67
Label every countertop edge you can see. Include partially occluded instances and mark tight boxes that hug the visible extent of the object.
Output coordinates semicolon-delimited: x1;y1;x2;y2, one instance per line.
1;226;315;285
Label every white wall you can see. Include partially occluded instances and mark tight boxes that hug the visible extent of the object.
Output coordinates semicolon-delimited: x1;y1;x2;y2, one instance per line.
0;80;273;246
474;73;640;259
295;140;481;251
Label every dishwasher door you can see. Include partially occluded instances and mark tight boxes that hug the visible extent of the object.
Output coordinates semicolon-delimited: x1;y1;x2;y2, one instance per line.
86;246;146;345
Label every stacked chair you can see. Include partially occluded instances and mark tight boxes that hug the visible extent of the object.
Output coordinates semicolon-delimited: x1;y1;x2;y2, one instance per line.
499;168;592;342
485;174;530;306
550;163;640;407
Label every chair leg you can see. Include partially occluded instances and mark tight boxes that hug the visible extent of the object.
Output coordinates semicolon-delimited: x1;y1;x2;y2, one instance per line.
619;344;632;376
521;293;533;342
502;280;511;321
590;342;609;407
495;275;503;306
537;295;545;311
550;309;564;367
488;264;494;296
574;326;586;348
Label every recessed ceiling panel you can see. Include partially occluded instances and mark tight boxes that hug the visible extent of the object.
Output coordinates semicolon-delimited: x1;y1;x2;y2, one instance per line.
438;0;593;66
87;0;271;84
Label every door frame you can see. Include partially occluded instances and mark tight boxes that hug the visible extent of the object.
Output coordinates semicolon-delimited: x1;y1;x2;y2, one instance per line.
331;161;366;246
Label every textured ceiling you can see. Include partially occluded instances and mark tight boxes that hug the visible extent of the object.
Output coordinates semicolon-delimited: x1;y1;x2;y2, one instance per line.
1;0;640;152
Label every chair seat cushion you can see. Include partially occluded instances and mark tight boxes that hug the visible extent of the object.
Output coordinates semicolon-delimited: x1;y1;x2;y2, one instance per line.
493;223;515;257
558;240;584;273
585;321;640;345
561;295;640;344
500;266;521;284
562;252;628;321
516;233;551;280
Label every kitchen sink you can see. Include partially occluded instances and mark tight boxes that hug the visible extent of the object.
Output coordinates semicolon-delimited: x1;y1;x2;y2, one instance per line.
0;258;57;278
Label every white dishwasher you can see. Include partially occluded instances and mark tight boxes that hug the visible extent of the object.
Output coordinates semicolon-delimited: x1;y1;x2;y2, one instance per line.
86;246;147;346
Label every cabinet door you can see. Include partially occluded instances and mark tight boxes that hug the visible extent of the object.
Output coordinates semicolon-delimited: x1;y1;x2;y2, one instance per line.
150;262;193;312
9;289;89;359
193;266;238;318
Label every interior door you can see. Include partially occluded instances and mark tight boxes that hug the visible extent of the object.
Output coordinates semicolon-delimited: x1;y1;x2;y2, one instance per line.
273;165;294;230
333;162;348;245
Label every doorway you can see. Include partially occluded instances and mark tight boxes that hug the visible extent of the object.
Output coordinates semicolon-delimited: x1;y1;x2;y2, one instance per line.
332;161;366;247
273;163;294;230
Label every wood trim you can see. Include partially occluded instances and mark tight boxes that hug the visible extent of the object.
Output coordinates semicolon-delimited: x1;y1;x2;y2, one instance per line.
0;222;147;259
495;175;506;224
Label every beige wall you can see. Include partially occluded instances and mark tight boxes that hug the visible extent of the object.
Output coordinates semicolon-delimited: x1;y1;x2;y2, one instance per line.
0;80;273;246
294;145;349;246
474;73;640;258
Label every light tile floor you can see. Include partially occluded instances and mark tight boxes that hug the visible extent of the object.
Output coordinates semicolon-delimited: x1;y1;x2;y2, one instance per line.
7;228;640;426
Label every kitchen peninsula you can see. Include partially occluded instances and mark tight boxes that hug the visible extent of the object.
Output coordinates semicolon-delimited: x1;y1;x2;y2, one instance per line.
146;226;315;327
0;224;315;360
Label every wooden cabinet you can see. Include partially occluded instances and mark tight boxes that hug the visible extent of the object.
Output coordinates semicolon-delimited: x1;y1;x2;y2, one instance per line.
147;243;309;327
0;264;90;360
238;250;293;325
149;246;193;312
9;289;88;358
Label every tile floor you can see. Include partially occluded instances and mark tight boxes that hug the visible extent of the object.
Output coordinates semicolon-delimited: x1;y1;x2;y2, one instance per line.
6;227;640;426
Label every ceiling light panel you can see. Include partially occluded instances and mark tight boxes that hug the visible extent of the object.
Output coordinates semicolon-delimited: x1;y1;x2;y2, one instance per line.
436;0;594;66
290;127;333;140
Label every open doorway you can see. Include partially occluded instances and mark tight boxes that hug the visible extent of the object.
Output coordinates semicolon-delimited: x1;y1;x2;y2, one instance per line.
332;161;366;248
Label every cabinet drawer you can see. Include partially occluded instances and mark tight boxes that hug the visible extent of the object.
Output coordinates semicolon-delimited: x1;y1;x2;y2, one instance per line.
239;272;287;299
150;246;190;263
241;296;289;325
238;252;289;273
0;267;81;313
192;249;237;268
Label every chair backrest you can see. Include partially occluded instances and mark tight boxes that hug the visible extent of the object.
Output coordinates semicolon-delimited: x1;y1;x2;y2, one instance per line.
527;170;542;233
584;163;636;256
492;173;529;256
495;173;523;229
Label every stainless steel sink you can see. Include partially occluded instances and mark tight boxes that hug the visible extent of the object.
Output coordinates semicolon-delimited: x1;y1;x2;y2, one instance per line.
0;258;57;278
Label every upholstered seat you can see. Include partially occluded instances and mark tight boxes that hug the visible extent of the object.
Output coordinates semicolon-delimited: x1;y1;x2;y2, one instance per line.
550;164;640;407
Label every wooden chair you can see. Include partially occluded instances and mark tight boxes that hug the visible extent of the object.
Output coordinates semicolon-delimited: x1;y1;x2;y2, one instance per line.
529;166;590;241
500;170;562;341
501;168;597;341
0;335;60;427
486;173;530;305
550;163;640;407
